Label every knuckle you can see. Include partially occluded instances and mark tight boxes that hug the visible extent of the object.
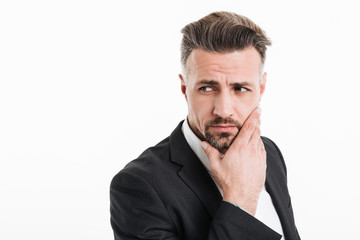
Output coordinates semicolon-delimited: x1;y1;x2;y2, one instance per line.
251;111;261;121
234;140;246;151
241;124;253;134
250;143;258;151
209;161;218;170
246;121;256;130
255;127;261;135
205;146;212;154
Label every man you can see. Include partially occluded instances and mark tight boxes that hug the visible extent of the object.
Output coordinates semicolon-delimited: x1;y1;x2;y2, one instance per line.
110;11;300;240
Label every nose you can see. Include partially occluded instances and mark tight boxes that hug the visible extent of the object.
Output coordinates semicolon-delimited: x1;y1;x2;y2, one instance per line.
213;91;234;118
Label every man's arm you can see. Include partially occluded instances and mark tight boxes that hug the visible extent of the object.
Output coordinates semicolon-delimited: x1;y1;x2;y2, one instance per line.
110;171;179;240
110;168;281;240
202;107;265;215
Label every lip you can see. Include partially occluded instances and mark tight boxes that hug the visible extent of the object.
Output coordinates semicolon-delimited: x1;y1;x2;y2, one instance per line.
210;125;237;133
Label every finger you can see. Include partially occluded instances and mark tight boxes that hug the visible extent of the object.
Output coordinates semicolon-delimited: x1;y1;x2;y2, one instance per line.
232;107;261;146
249;124;261;145
258;138;267;157
258;136;264;149
201;141;221;165
238;107;261;140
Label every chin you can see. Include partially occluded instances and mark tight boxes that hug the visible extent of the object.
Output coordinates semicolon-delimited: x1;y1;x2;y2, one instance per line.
207;136;235;151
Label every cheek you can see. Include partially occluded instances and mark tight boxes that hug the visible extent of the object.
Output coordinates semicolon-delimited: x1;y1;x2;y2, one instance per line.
187;95;214;127
235;94;261;122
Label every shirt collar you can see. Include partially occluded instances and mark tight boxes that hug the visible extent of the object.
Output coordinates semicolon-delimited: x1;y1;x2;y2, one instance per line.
181;118;211;172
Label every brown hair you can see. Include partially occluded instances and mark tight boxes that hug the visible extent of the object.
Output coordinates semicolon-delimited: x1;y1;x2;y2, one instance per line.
180;11;271;71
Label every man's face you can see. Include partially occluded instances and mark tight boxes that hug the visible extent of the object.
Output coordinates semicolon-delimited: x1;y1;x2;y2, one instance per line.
179;47;266;152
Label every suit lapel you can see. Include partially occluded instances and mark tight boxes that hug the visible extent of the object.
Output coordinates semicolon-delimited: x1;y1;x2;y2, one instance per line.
169;121;222;219
265;156;297;240
168;122;298;239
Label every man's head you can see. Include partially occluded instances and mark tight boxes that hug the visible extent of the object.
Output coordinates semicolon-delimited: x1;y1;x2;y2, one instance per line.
179;11;271;152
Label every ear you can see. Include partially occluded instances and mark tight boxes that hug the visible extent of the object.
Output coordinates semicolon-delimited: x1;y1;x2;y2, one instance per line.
259;72;267;101
179;74;188;101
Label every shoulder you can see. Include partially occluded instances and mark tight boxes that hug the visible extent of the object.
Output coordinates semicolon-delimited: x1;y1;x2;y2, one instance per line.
109;136;179;238
125;136;172;173
261;136;287;175
111;134;181;189
114;121;185;179
261;136;281;154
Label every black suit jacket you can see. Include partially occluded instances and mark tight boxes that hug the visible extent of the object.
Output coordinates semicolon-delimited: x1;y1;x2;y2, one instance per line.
110;121;300;240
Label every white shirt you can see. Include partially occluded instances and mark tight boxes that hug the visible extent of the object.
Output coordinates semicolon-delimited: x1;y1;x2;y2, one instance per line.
181;119;285;239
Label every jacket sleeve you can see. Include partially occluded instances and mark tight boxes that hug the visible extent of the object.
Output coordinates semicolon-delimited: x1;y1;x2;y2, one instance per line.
209;201;281;239
110;170;179;240
110;170;281;240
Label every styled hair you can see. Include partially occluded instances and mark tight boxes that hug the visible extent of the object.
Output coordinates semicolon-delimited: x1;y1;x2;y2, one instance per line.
180;11;271;71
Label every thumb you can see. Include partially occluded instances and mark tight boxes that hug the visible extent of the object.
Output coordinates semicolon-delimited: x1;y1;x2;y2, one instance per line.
201;141;220;163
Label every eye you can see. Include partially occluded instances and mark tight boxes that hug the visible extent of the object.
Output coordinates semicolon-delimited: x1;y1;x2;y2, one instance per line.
234;86;248;92
199;86;213;92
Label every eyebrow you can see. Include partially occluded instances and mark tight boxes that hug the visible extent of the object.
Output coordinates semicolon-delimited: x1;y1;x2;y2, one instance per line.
197;79;254;87
198;80;219;85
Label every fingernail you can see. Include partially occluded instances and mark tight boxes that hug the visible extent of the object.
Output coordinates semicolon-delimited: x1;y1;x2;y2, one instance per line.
256;107;262;114
201;142;208;150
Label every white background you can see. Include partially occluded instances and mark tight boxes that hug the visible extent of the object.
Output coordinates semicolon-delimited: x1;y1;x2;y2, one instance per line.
1;0;359;239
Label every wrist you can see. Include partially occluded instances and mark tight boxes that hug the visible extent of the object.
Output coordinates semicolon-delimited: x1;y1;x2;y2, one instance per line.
223;191;260;216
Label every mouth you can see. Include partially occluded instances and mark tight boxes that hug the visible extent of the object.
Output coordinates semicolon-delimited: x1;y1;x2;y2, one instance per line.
210;125;237;133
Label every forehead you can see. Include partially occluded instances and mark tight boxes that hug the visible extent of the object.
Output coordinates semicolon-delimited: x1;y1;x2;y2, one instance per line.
186;47;262;81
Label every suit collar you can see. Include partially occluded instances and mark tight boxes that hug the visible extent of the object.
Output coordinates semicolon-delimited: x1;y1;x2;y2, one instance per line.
181;118;212;173
169;121;222;218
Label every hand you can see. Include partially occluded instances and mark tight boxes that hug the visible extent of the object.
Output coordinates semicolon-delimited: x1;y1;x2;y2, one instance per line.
201;107;266;215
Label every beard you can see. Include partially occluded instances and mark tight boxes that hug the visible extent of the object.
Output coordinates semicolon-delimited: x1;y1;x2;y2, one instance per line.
196;117;242;151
